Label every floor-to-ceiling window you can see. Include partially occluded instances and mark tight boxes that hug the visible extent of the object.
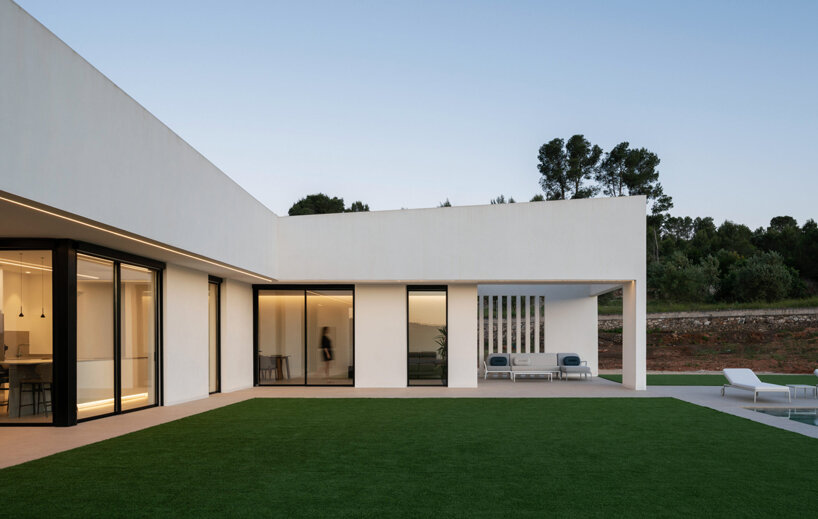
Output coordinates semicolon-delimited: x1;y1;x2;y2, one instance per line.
76;251;160;421
256;286;353;386
76;254;115;419
208;277;221;394
0;250;53;424
408;286;447;386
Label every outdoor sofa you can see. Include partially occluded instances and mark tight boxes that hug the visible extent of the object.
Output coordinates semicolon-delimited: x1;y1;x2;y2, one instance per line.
482;352;593;382
721;368;791;403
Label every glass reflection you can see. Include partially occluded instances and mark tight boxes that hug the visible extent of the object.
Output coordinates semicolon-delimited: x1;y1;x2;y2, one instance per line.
120;264;156;411
76;254;115;419
306;290;353;385
0;250;53;423
408;289;447;386
258;290;304;385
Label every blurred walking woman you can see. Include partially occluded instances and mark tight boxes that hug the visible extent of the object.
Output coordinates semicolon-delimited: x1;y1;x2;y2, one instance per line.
321;326;333;379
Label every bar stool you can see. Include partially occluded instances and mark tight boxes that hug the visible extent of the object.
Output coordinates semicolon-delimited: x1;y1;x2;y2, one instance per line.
18;364;52;417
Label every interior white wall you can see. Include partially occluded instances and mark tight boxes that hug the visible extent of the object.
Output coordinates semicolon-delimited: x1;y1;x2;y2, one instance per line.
0;1;276;277
542;285;599;375
354;285;406;388
220;279;254;393
447;285;478;388
163;264;209;405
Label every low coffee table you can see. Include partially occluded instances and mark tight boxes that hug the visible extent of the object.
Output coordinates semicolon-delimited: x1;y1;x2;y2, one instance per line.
511;369;559;382
786;384;817;399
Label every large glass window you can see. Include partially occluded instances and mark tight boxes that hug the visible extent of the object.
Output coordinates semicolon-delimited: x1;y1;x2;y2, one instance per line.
120;264;156;411
257;287;353;386
0;250;53;424
306;290;353;385
76;255;115;419
408;287;447;386
76;254;159;420
258;290;305;385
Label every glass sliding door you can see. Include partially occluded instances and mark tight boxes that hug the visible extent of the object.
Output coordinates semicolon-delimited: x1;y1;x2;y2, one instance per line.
120;264;156;411
256;286;354;386
76;253;160;421
208;279;221;394
258;290;305;385
306;290;353;385
408;287;447;386
76;255;115;419
0;250;53;424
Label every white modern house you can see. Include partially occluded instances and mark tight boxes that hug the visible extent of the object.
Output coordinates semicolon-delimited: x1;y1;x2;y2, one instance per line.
0;0;646;427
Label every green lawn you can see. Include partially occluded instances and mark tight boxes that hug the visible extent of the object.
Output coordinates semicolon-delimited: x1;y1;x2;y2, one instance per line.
2;398;816;518
600;373;818;386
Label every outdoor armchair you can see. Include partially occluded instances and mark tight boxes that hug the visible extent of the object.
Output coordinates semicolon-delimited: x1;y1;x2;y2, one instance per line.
558;353;592;380
483;353;512;380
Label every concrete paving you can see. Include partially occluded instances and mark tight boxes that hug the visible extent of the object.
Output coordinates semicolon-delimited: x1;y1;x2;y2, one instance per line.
2;377;816;469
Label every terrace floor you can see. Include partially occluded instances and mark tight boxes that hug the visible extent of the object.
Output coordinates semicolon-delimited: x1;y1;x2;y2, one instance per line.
2;376;816;469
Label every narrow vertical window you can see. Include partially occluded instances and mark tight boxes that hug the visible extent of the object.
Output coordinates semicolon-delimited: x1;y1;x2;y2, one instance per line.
408;287;447;386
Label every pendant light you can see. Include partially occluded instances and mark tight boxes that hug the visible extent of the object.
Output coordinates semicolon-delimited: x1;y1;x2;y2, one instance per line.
18;252;24;317
40;256;46;318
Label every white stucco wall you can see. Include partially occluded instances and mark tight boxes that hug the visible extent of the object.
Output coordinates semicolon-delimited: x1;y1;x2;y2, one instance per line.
163;264;209;405
0;0;276;277
447;285;478;388
220;279;254;393
277;197;645;283
354;285;407;388
542;285;599;375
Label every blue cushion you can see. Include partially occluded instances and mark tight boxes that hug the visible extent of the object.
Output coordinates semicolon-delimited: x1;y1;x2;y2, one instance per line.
489;356;508;366
563;356;580;366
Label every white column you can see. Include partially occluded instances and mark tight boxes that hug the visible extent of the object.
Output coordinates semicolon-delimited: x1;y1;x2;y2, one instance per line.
534;296;540;353
220;279;254;393
448;285;478;388
524;296;530;353
487;295;493;354
622;280;646;390
478;295;484;366
515;295;521;354
354;284;407;388
506;295;511;353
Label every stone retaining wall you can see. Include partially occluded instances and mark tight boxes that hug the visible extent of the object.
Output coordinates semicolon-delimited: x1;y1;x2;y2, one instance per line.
599;307;818;332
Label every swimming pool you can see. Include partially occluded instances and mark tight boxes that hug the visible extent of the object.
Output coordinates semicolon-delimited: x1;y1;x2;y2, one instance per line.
750;408;818;426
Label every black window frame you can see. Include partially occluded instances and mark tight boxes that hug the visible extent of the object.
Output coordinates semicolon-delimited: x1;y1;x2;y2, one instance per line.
252;284;355;388
407;285;448;388
75;242;164;423
208;275;222;395
0;238;164;427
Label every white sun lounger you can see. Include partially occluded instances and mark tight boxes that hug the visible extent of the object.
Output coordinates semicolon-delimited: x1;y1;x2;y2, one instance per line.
721;368;791;403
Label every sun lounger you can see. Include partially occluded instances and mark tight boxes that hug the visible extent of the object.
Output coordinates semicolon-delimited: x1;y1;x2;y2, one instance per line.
721;368;791;403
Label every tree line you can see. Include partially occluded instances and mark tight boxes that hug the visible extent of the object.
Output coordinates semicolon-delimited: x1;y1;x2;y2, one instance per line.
285;134;816;304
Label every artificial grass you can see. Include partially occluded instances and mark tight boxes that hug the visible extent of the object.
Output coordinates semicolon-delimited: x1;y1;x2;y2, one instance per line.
2;398;816;518
600;373;818;386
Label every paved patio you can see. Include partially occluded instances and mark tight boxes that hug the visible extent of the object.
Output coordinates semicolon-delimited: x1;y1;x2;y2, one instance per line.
2;377;816;469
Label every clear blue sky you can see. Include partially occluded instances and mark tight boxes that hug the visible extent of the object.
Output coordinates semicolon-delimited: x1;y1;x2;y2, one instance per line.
15;0;818;228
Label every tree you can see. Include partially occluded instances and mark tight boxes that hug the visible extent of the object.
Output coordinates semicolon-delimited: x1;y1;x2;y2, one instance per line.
438;198;452;207
564;134;602;199
490;195;515;204
288;194;370;215
722;251;801;302
537;135;600;200
530;194;545;202
288;193;346;215
537;138;568;200
595;141;673;226
345;201;369;212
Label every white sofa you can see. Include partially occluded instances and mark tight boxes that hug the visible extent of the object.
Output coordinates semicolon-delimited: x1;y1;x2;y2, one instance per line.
483;353;512;379
510;353;560;382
